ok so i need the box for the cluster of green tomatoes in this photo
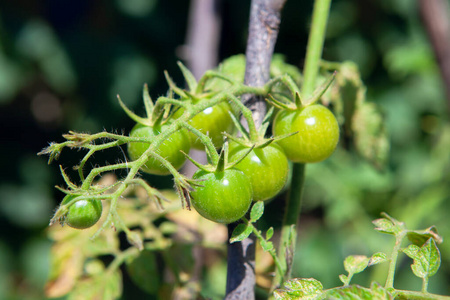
[61,65,340,229]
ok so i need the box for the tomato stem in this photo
[272,163,306,289]
[302,0,332,97]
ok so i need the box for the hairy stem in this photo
[385,232,405,289]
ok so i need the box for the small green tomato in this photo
[190,169,252,224]
[127,122,191,175]
[273,104,339,163]
[61,195,103,229]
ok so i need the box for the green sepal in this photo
[294,91,303,108]
[267,94,294,110]
[223,132,246,146]
[59,165,77,190]
[228,111,250,141]
[262,106,275,124]
[270,131,299,145]
[142,84,154,118]
[254,138,276,149]
[257,121,271,139]
[302,71,336,107]
[177,61,197,92]
[227,145,255,170]
[215,142,228,173]
[150,101,166,127]
[117,95,151,126]
[197,70,234,93]
[180,150,213,173]
[164,70,187,98]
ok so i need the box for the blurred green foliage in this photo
[0,0,448,299]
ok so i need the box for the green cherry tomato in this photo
[62,195,103,229]
[273,104,339,163]
[228,143,289,201]
[190,169,252,224]
[173,101,234,149]
[127,122,191,175]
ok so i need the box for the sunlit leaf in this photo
[230,223,253,243]
[67,270,122,300]
[404,238,441,279]
[266,227,274,240]
[324,283,392,299]
[274,278,323,299]
[260,239,274,252]
[406,226,443,246]
[344,255,370,275]
[250,201,264,222]
[339,274,349,286]
[368,252,387,266]
[372,218,396,234]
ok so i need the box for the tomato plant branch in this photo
[226,0,286,299]
[42,63,288,249]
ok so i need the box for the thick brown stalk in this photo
[225,0,286,299]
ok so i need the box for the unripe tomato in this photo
[273,104,339,163]
[228,143,289,201]
[173,101,234,149]
[127,123,191,175]
[190,169,252,224]
[62,195,103,229]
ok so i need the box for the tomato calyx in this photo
[267,71,336,111]
[53,194,103,229]
[225,106,298,151]
[182,139,254,174]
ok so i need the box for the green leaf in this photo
[405,238,441,279]
[266,227,274,240]
[372,214,405,235]
[368,252,387,266]
[344,255,370,275]
[126,250,159,294]
[260,239,274,252]
[406,226,443,246]
[274,278,323,300]
[250,201,264,223]
[402,244,420,260]
[339,274,349,286]
[324,283,393,299]
[68,270,122,300]
[230,223,253,243]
